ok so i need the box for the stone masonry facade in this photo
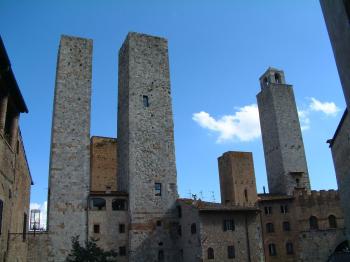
[47,35,92,261]
[257,68,310,196]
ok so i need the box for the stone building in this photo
[0,36,32,261]
[25,31,350,262]
[320,0,350,244]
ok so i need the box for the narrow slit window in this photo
[143,95,149,107]
[119,224,125,233]
[155,183,162,196]
[23,213,27,241]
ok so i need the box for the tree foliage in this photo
[66,236,118,262]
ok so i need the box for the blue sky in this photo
[0,0,345,225]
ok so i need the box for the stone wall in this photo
[47,35,92,261]
[320,0,350,110]
[27,232,49,262]
[258,190,346,262]
[90,136,117,192]
[329,110,350,240]
[117,32,178,261]
[257,68,310,195]
[8,133,32,261]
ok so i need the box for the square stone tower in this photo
[117,32,178,261]
[47,35,92,261]
[257,68,310,195]
[218,151,258,206]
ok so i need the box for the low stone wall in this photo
[27,232,49,262]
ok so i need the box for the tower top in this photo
[259,67,286,89]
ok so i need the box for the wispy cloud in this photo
[309,97,340,116]
[30,201,47,230]
[192,104,261,143]
[192,97,340,143]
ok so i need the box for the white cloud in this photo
[192,104,261,143]
[298,109,310,131]
[309,97,340,116]
[29,201,47,230]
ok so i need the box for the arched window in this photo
[329,215,337,228]
[286,242,294,254]
[90,198,106,211]
[309,216,319,230]
[264,77,269,87]
[244,189,248,202]
[266,222,274,233]
[275,73,281,84]
[207,248,214,259]
[191,223,197,234]
[112,199,127,210]
[268,243,277,256]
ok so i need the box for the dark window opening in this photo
[158,250,164,262]
[296,178,300,187]
[275,73,281,84]
[223,219,235,231]
[0,200,3,235]
[177,206,182,218]
[264,206,272,215]
[207,248,214,260]
[266,223,274,233]
[280,205,288,214]
[180,249,183,258]
[119,246,126,256]
[94,224,100,234]
[283,221,291,231]
[143,95,149,107]
[269,243,277,256]
[344,0,350,23]
[228,245,235,259]
[156,220,162,227]
[119,224,125,233]
[329,215,337,228]
[23,213,27,241]
[191,223,197,234]
[264,77,269,87]
[286,242,294,254]
[178,225,182,236]
[112,199,127,211]
[90,198,106,211]
[309,216,319,230]
[155,183,162,196]
[244,189,248,202]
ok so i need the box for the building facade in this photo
[0,36,32,262]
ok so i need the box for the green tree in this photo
[66,236,118,262]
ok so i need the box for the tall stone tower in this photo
[47,35,92,260]
[117,32,178,261]
[257,68,310,195]
[218,151,258,206]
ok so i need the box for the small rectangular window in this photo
[228,245,235,259]
[155,183,162,196]
[283,221,291,231]
[119,246,126,256]
[119,224,125,233]
[223,219,235,231]
[143,95,149,107]
[94,224,100,234]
